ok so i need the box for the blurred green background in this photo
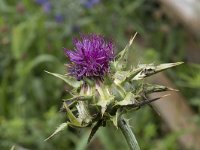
[0,0,200,150]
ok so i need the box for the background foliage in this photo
[0,0,199,150]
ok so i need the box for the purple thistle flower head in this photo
[65,34,114,80]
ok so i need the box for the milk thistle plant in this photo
[45,33,183,150]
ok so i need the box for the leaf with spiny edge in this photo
[111,108,122,128]
[60,100,76,112]
[97,100,110,116]
[63,102,81,126]
[76,102,93,125]
[116,92,137,106]
[132,62,183,80]
[96,84,115,115]
[114,33,137,70]
[124,68,143,83]
[45,70,82,88]
[143,84,178,94]
[114,70,130,85]
[45,122,68,141]
[60,95,93,112]
[123,94,170,109]
[114,68,142,85]
[45,121,89,141]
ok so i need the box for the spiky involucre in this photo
[65,34,114,80]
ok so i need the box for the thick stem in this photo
[118,115,140,150]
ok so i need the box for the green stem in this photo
[118,115,140,150]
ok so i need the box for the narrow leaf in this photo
[115,33,137,70]
[63,102,81,126]
[45,123,68,141]
[132,62,183,80]
[126,94,170,108]
[45,71,82,88]
[143,84,178,94]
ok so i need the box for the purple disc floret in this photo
[65,34,114,80]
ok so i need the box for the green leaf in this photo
[87,119,103,143]
[143,84,178,94]
[114,71,130,85]
[116,92,136,106]
[76,101,93,125]
[115,33,137,70]
[97,100,110,115]
[45,123,68,141]
[61,96,93,112]
[132,62,183,80]
[45,71,82,88]
[63,102,81,126]
[96,84,115,115]
[111,109,122,128]
[114,68,142,85]
[125,94,170,109]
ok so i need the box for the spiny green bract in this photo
[45,33,183,142]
